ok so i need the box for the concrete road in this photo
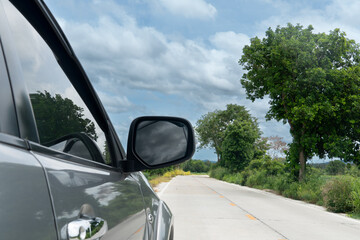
[159,175,360,240]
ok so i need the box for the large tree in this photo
[239,23,360,180]
[221,119,261,171]
[30,91,97,143]
[196,104,259,164]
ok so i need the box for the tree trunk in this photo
[215,150,221,165]
[299,148,306,181]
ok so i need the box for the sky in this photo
[43,0,360,163]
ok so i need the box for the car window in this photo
[2,0,111,165]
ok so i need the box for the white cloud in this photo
[60,10,249,112]
[156,0,217,20]
[256,0,360,42]
[97,91,134,113]
[210,31,250,56]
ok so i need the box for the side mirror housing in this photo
[122,116,195,172]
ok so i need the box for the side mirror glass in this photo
[125,116,195,171]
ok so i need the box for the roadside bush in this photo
[222,173,243,185]
[271,174,291,193]
[181,159,213,173]
[297,182,322,204]
[345,165,360,177]
[282,182,300,199]
[209,167,227,180]
[352,179,360,213]
[163,169,190,178]
[297,169,327,204]
[149,169,190,187]
[247,159,263,170]
[322,176,354,213]
[245,169,267,188]
[325,160,346,175]
[143,166,175,179]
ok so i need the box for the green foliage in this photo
[30,91,97,143]
[352,179,360,213]
[222,172,243,185]
[181,159,213,173]
[282,182,301,199]
[143,166,175,180]
[345,164,360,177]
[209,156,360,215]
[221,120,261,171]
[196,104,258,163]
[245,170,267,188]
[322,176,354,213]
[239,23,360,180]
[242,156,289,189]
[297,168,326,204]
[325,160,346,175]
[253,137,270,160]
[209,166,227,180]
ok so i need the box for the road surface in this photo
[159,175,360,240]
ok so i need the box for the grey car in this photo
[0,0,195,239]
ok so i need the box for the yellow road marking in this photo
[219,196,224,198]
[230,203,236,206]
[246,214,256,220]
[135,226,143,234]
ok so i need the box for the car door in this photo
[0,14,57,238]
[32,151,147,240]
[1,0,147,239]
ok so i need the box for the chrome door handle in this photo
[67,217,108,240]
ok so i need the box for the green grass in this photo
[348,213,360,219]
[190,172,209,175]
[148,169,190,188]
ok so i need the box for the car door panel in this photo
[134,172,174,240]
[0,142,57,240]
[33,152,147,240]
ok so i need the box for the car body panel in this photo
[134,172,174,240]
[0,141,57,240]
[33,152,147,240]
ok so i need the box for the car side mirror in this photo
[123,116,195,172]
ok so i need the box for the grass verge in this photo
[148,169,190,188]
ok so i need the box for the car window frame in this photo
[0,0,126,169]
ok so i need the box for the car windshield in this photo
[42,0,360,239]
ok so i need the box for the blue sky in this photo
[44,0,360,163]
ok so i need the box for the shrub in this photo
[181,159,213,173]
[163,169,190,177]
[352,179,360,213]
[271,174,291,193]
[247,159,263,170]
[345,165,360,177]
[297,170,327,204]
[245,169,267,188]
[322,176,354,213]
[325,160,346,175]
[209,167,227,180]
[283,182,300,199]
[149,169,190,187]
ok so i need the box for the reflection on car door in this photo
[33,152,147,240]
[0,141,57,240]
